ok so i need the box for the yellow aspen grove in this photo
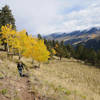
[22,35,37,58]
[14,30,28,59]
[0,24,27,58]
[22,36,50,67]
[0,24,50,64]
[32,39,50,63]
[0,24,16,53]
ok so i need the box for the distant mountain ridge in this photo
[44,27,100,46]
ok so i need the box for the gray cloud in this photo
[0,0,100,35]
[61,2,100,32]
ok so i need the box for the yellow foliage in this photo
[0,24,50,63]
[51,48,56,55]
[0,24,16,52]
[32,39,50,62]
[22,36,50,62]
[0,24,16,43]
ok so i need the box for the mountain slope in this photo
[80,36,100,50]
[44,27,100,45]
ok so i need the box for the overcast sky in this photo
[0,0,100,35]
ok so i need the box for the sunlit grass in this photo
[28,58,100,100]
[0,51,100,100]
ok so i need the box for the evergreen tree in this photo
[37,34,42,40]
[75,44,85,59]
[96,50,100,66]
[87,49,97,65]
[0,5,16,29]
[66,44,75,57]
[55,41,69,60]
[52,40,56,47]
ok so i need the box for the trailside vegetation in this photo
[43,38,100,67]
[0,24,50,67]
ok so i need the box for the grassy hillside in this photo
[0,52,100,100]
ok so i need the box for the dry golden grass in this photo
[0,51,100,100]
[28,58,100,100]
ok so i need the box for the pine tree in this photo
[66,44,75,57]
[37,34,42,40]
[97,50,100,66]
[75,44,85,59]
[0,5,16,29]
[55,41,68,60]
[87,49,97,65]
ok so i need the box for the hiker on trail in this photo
[17,61,24,77]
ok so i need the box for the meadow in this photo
[0,52,100,100]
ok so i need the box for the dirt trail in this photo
[15,77,35,100]
[0,76,36,100]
